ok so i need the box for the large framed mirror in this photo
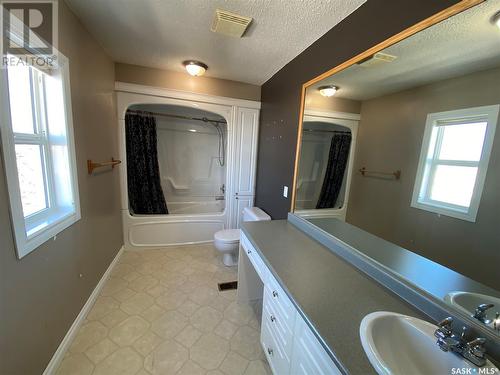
[292,0,500,336]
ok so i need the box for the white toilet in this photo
[214,207,271,266]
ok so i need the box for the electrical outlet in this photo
[283,186,288,198]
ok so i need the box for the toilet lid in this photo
[214,229,240,243]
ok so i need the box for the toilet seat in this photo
[214,229,240,244]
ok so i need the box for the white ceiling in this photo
[309,1,500,101]
[65,0,366,85]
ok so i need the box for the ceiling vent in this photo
[211,9,252,38]
[357,52,397,68]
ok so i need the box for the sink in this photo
[360,311,496,375]
[445,291,500,328]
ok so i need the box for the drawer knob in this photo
[247,250,252,254]
[272,290,278,298]
[267,348,274,356]
[270,315,276,322]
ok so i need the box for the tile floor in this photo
[57,244,272,375]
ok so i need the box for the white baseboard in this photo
[43,246,124,375]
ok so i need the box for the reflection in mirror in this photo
[295,114,358,220]
[294,1,500,334]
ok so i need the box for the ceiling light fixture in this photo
[318,85,338,97]
[183,60,208,77]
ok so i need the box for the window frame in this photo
[0,53,81,258]
[411,105,499,222]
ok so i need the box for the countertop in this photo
[241,219,427,375]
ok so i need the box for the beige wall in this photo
[115,62,261,101]
[347,66,500,289]
[0,2,123,374]
[305,89,361,114]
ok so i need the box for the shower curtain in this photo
[125,112,168,215]
[316,133,352,209]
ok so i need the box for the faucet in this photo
[434,317,487,367]
[472,303,495,324]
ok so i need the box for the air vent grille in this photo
[211,9,252,38]
[357,52,398,67]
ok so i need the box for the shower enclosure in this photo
[295,111,358,220]
[116,83,260,249]
[126,104,227,215]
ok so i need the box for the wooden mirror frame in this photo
[290,0,484,211]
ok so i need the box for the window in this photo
[411,105,499,222]
[1,55,80,258]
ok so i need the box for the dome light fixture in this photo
[183,60,208,77]
[318,85,338,97]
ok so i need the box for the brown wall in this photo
[255,0,460,219]
[115,62,261,102]
[346,66,500,289]
[305,91,361,114]
[0,2,123,374]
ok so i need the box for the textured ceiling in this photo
[308,1,500,101]
[65,0,366,85]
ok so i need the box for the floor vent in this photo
[211,9,252,38]
[218,281,238,291]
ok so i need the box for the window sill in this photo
[17,208,81,258]
[411,200,476,222]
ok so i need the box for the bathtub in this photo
[116,87,249,250]
[167,200,225,215]
[122,207,227,249]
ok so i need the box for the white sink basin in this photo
[445,291,500,328]
[360,311,496,375]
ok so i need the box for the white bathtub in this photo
[122,208,227,249]
[167,200,225,215]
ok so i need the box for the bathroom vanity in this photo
[238,219,431,374]
[237,218,500,374]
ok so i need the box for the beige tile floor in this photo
[57,244,272,375]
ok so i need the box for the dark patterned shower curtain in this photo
[125,111,168,215]
[316,133,352,209]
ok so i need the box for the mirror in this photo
[293,1,500,334]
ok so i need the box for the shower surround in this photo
[116,83,260,249]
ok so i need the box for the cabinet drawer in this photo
[290,314,342,375]
[265,273,296,333]
[261,310,291,375]
[241,234,268,283]
[263,289,295,362]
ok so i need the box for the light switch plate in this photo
[283,186,288,198]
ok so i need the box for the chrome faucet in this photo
[434,317,487,367]
[472,303,495,324]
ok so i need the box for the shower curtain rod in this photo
[126,109,227,125]
[303,129,351,134]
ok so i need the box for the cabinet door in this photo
[261,310,291,375]
[233,195,254,228]
[290,315,343,375]
[234,107,259,196]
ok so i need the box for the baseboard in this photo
[43,246,124,375]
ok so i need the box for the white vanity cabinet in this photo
[289,316,342,375]
[238,233,342,375]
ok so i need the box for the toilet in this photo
[214,207,271,266]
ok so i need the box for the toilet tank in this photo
[242,207,271,222]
